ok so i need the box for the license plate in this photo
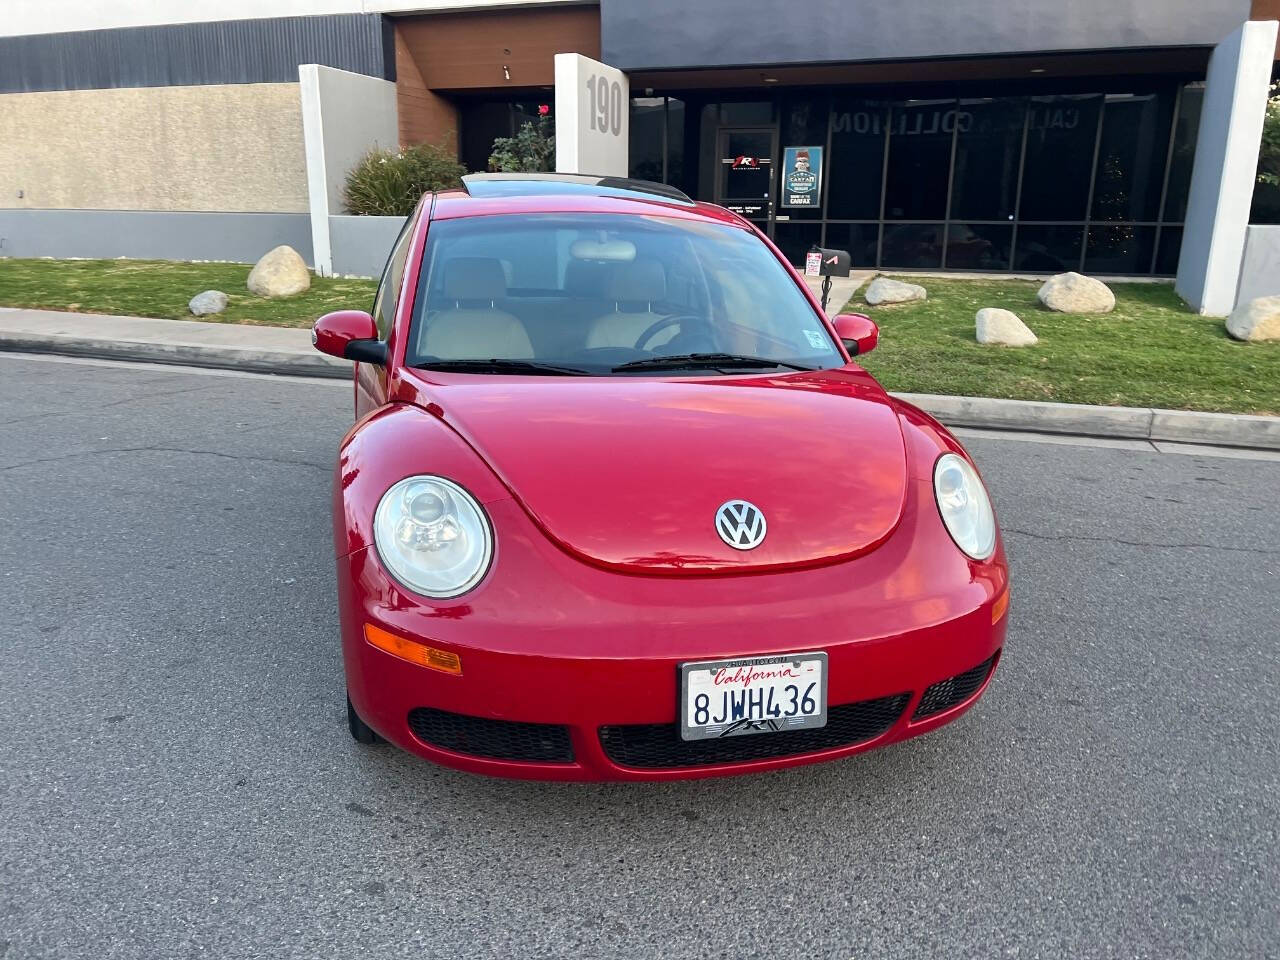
[680,652,827,741]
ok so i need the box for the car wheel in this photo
[346,694,381,745]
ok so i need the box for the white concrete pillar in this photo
[554,53,630,176]
[1175,20,1279,316]
[299,64,399,277]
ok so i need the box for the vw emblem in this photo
[715,500,767,550]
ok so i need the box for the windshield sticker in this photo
[804,330,827,350]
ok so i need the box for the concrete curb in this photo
[0,326,350,379]
[892,392,1280,451]
[2,326,1277,451]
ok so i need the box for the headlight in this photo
[933,453,996,561]
[373,476,493,598]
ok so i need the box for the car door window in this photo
[372,217,414,339]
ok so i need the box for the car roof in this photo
[430,173,747,227]
[463,172,694,203]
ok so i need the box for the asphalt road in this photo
[2,353,1277,960]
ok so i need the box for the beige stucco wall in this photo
[0,82,309,212]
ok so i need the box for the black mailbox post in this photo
[807,245,852,312]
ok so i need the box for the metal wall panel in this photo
[329,215,407,278]
[0,14,394,93]
[0,209,315,265]
[602,0,1251,71]
[1236,226,1280,307]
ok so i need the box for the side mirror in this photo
[312,310,386,365]
[832,313,878,357]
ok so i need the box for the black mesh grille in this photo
[407,708,573,763]
[598,693,909,769]
[912,655,997,721]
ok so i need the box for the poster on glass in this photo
[781,146,823,208]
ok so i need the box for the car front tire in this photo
[346,694,381,744]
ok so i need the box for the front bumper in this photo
[338,496,1008,782]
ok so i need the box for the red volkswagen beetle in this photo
[313,173,1008,781]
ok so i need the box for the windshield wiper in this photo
[414,358,592,376]
[611,353,815,373]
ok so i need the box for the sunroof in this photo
[461,173,693,205]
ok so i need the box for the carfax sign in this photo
[781,146,823,208]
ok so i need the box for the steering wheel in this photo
[633,315,704,352]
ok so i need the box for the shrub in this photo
[1252,82,1280,224]
[488,118,556,173]
[1258,82,1278,189]
[342,141,466,216]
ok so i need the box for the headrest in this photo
[606,259,666,303]
[564,258,612,298]
[443,257,507,301]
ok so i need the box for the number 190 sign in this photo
[585,73,624,137]
[554,53,629,176]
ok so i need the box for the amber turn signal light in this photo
[364,623,462,675]
[991,589,1010,624]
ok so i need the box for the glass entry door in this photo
[715,127,777,231]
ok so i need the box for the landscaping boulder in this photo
[864,276,927,306]
[1037,272,1115,314]
[247,245,310,298]
[976,307,1038,347]
[1226,294,1280,342]
[188,290,228,316]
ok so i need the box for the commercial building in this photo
[1,1,1277,313]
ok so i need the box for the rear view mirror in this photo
[570,238,636,261]
[832,313,878,357]
[312,310,385,365]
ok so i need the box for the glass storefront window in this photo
[1163,85,1203,222]
[629,97,666,184]
[666,98,686,193]
[1154,226,1183,276]
[1091,93,1174,222]
[950,98,1024,222]
[720,101,774,124]
[782,93,828,148]
[881,223,945,269]
[884,100,955,220]
[636,81,1193,275]
[1085,225,1157,274]
[772,222,823,266]
[946,224,1013,271]
[1020,95,1103,221]
[1014,225,1084,273]
[823,223,880,268]
[826,99,887,220]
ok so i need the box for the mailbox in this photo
[807,246,851,278]
[805,245,852,312]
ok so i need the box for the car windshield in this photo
[405,213,843,376]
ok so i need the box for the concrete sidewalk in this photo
[2,306,1278,450]
[0,306,348,378]
[803,271,874,316]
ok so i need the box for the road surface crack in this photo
[1004,526,1278,556]
[1,444,326,473]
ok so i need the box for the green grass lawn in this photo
[2,259,1276,414]
[845,276,1280,415]
[0,258,377,328]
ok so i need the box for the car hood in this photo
[418,369,909,575]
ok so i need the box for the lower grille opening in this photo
[599,693,909,769]
[911,654,998,721]
[407,707,574,764]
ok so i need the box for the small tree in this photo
[343,140,466,216]
[1251,81,1280,225]
[1258,81,1279,189]
[488,118,556,173]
